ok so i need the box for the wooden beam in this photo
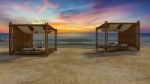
[45,22,49,55]
[44,23,47,55]
[97,22,137,30]
[105,21,108,51]
[96,28,98,50]
[96,23,105,30]
[117,24,123,30]
[46,23,48,50]
[9,22,11,55]
[137,21,140,50]
[55,30,57,51]
[28,26,34,32]
[47,25,56,30]
[10,22,13,55]
[109,22,137,24]
[12,24,45,26]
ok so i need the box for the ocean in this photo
[0,33,150,48]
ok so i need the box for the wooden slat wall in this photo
[13,27,33,51]
[118,25,139,49]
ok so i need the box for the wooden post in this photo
[9,22,13,55]
[105,21,108,51]
[55,29,57,51]
[137,21,140,50]
[9,22,11,55]
[46,23,48,50]
[106,21,109,51]
[44,23,47,55]
[32,31,33,48]
[46,22,49,55]
[105,21,107,51]
[96,28,98,50]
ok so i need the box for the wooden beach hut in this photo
[96,21,140,51]
[9,22,57,55]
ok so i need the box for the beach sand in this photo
[0,47,150,84]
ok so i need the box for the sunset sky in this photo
[0,0,150,33]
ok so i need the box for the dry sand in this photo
[0,47,150,84]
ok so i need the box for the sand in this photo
[0,47,150,84]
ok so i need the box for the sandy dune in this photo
[0,48,150,84]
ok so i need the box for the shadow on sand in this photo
[84,50,140,58]
[0,51,21,63]
[0,51,52,63]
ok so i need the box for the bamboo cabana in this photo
[9,22,57,55]
[96,21,140,51]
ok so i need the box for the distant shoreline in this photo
[0,33,150,48]
[0,32,150,34]
[0,42,150,48]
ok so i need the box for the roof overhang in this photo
[12,24,56,34]
[96,22,138,32]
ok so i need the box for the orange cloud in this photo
[50,22,97,33]
[49,5,130,33]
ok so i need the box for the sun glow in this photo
[0,0,149,33]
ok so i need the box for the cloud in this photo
[0,0,60,24]
[0,0,149,33]
[49,3,147,33]
[52,5,131,27]
[51,7,128,32]
[60,3,95,14]
[0,1,58,15]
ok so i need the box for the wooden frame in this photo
[96,21,140,51]
[9,22,57,55]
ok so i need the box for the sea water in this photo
[0,33,150,48]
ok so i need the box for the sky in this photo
[0,0,150,33]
